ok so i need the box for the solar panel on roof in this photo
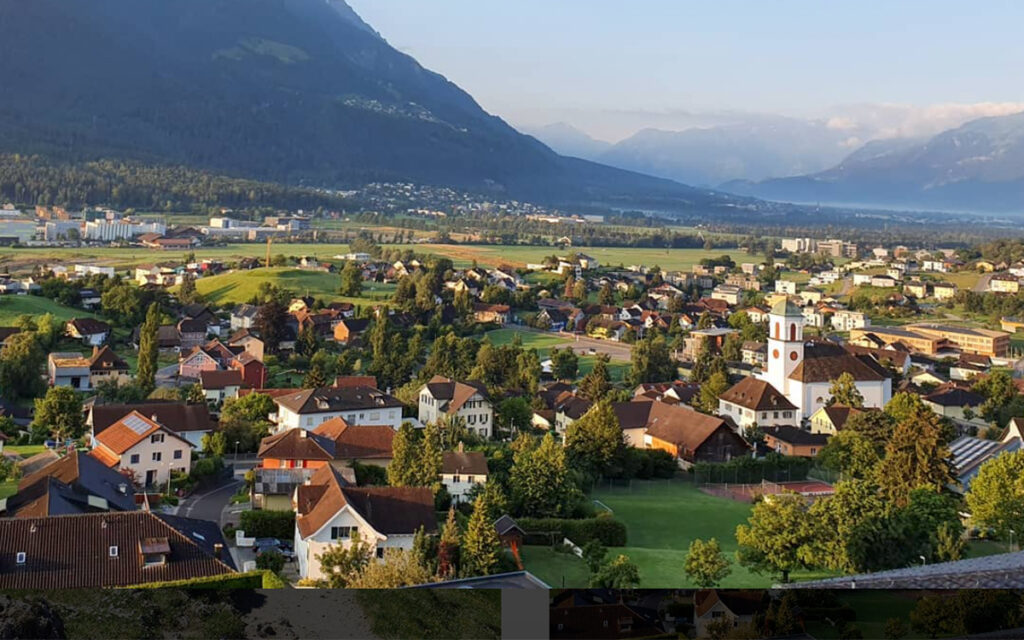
[122,414,152,435]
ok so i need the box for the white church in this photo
[749,299,891,420]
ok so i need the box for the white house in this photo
[273,386,404,432]
[441,445,489,504]
[418,376,494,438]
[199,369,245,407]
[717,377,799,430]
[294,465,437,581]
[89,411,192,488]
[757,300,891,419]
[831,310,870,332]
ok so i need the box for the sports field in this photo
[522,479,836,588]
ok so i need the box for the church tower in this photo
[765,299,804,397]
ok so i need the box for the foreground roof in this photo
[719,377,797,412]
[274,386,403,414]
[91,401,213,435]
[783,550,1024,589]
[0,511,235,588]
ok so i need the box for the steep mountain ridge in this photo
[0,0,737,210]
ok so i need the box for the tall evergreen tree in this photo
[565,399,624,477]
[462,492,502,577]
[876,410,956,509]
[437,506,461,579]
[578,353,611,401]
[387,422,420,487]
[136,302,160,395]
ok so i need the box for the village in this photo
[0,218,1023,616]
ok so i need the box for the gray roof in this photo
[782,551,1024,589]
[408,570,549,589]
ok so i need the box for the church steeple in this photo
[766,299,804,396]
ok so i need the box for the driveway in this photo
[974,272,994,293]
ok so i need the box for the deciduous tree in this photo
[684,537,731,587]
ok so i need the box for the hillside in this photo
[0,0,746,212]
[723,111,1024,212]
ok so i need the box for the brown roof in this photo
[274,386,403,415]
[695,590,765,618]
[424,376,489,414]
[442,450,489,475]
[817,405,863,430]
[0,511,235,588]
[257,429,334,461]
[91,402,212,436]
[296,465,436,539]
[763,425,831,447]
[789,345,889,383]
[67,317,110,336]
[323,421,395,460]
[88,345,129,373]
[334,376,379,389]
[89,447,120,468]
[199,369,245,390]
[94,411,165,454]
[719,377,797,412]
[643,402,748,455]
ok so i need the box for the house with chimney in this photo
[417,376,493,438]
[88,401,214,449]
[441,444,489,504]
[272,385,405,432]
[0,511,235,588]
[89,411,193,488]
[0,451,136,518]
[253,417,394,510]
[293,465,437,581]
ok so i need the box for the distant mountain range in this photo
[722,111,1024,212]
[0,0,744,212]
[527,116,863,186]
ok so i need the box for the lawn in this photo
[485,329,631,382]
[193,267,395,306]
[804,592,920,640]
[4,444,47,457]
[0,480,16,499]
[415,245,747,271]
[0,295,97,325]
[485,328,572,352]
[522,479,834,588]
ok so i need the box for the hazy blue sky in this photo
[347,0,1024,140]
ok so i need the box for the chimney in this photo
[457,441,464,453]
[213,543,224,560]
[151,415,159,423]
[299,430,307,438]
[118,483,128,495]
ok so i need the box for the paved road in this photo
[515,326,633,361]
[179,475,243,524]
[974,272,994,293]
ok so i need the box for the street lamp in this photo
[234,440,240,461]
[1010,529,1015,552]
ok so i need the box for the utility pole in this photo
[266,236,272,268]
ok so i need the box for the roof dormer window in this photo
[109,545,119,558]
[15,552,26,565]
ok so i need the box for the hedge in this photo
[517,516,627,547]
[692,454,811,485]
[128,570,282,589]
[240,509,295,540]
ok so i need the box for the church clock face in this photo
[789,351,799,361]
[772,349,780,359]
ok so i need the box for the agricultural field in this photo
[0,295,97,325]
[192,267,395,306]
[412,245,749,271]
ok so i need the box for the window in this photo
[330,526,354,540]
[130,454,140,464]
[453,475,461,483]
[376,547,385,559]
[150,433,164,444]
[482,414,489,424]
[173,450,182,460]
[15,552,26,565]
[370,412,380,421]
[305,417,313,427]
[109,546,118,558]
[152,452,162,462]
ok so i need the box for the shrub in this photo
[517,516,627,546]
[190,456,225,483]
[240,509,295,540]
[256,550,285,574]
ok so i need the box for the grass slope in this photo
[0,295,97,325]
[193,267,395,306]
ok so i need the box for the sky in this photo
[347,0,1024,142]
